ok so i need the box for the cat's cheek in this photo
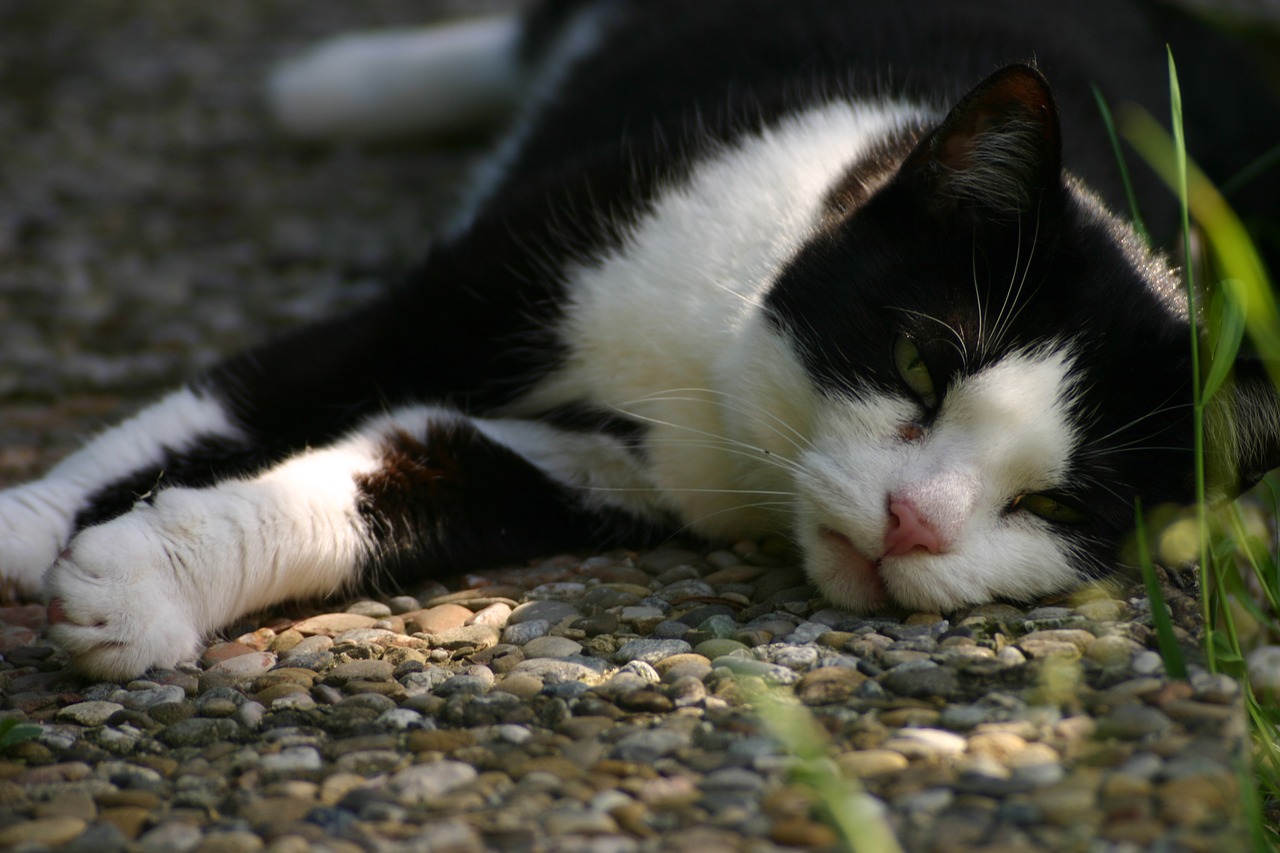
[797,525,888,612]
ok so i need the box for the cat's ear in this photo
[901,63,1062,218]
[1217,357,1280,494]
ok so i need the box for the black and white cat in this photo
[3,0,1279,679]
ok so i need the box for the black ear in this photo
[1220,357,1280,494]
[902,63,1062,218]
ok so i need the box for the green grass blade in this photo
[748,683,905,853]
[1203,284,1247,402]
[1092,84,1150,245]
[1134,500,1189,679]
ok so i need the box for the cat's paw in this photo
[0,483,77,599]
[44,510,204,680]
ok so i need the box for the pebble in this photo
[508,600,580,625]
[389,761,479,804]
[614,639,693,665]
[57,700,125,727]
[522,635,585,658]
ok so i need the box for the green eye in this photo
[1012,494,1087,525]
[893,335,937,408]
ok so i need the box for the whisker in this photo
[639,437,809,477]
[619,387,813,452]
[607,401,810,467]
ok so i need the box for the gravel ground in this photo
[0,2,1266,851]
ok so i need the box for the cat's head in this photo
[757,64,1280,612]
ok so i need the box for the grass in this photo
[1117,49,1280,849]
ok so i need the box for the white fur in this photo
[268,16,523,139]
[794,347,1083,612]
[517,100,934,538]
[0,387,241,596]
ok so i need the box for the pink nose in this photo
[884,498,946,556]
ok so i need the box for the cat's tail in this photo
[267,14,524,140]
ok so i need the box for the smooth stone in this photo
[656,654,713,679]
[388,761,478,805]
[200,642,260,667]
[794,666,867,705]
[708,656,799,685]
[403,604,473,634]
[327,660,394,683]
[0,817,88,846]
[615,639,693,664]
[207,651,278,679]
[136,821,203,852]
[763,643,820,670]
[1131,650,1165,675]
[837,749,910,778]
[545,810,620,835]
[196,697,238,718]
[284,635,334,656]
[156,717,240,748]
[383,595,420,614]
[426,624,501,651]
[346,600,392,618]
[522,635,584,658]
[610,727,691,762]
[1247,645,1280,699]
[572,612,621,637]
[1095,705,1174,740]
[496,674,543,699]
[111,685,186,711]
[508,600,580,625]
[290,613,377,636]
[377,708,427,730]
[1018,629,1096,660]
[882,727,967,758]
[1087,635,1144,667]
[619,606,666,624]
[260,746,323,775]
[694,638,749,659]
[468,602,514,627]
[502,620,550,645]
[880,660,958,699]
[57,701,124,727]
[510,657,608,683]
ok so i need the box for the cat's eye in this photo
[893,336,937,408]
[1011,493,1087,525]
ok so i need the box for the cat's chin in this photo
[813,525,888,609]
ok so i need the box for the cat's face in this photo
[753,65,1218,612]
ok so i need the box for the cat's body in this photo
[3,0,1280,678]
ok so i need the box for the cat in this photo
[2,0,1279,680]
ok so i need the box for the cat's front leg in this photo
[0,387,246,598]
[44,403,666,679]
[44,435,379,679]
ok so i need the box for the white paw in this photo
[44,508,204,680]
[0,482,77,598]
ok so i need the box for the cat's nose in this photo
[884,498,946,556]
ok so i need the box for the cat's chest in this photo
[503,101,930,531]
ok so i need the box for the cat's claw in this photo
[44,516,203,680]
